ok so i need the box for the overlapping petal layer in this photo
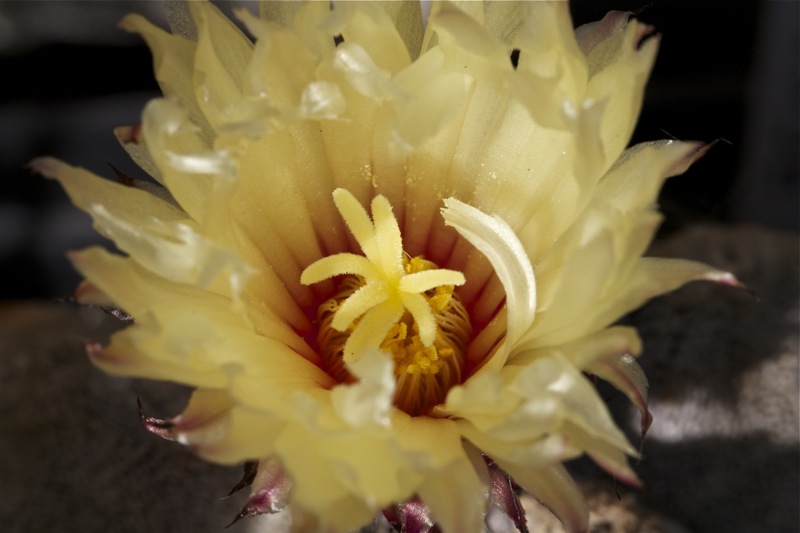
[37,2,738,531]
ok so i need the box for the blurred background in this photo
[0,0,797,301]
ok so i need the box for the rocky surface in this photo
[0,223,797,532]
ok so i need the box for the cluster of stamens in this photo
[301,189,472,416]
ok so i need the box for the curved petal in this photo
[441,197,536,372]
[119,13,214,143]
[498,462,589,533]
[588,352,653,435]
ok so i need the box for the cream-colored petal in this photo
[514,325,642,370]
[90,202,250,295]
[315,66,382,231]
[597,140,704,209]
[587,352,653,435]
[459,421,574,467]
[225,129,337,308]
[31,155,186,228]
[585,23,659,169]
[37,157,249,302]
[512,1,587,105]
[393,66,471,151]
[442,198,536,372]
[119,13,214,144]
[324,2,412,75]
[498,462,589,533]
[444,354,638,494]
[562,417,640,486]
[534,257,740,347]
[139,98,228,224]
[70,247,313,362]
[330,350,395,428]
[194,405,285,464]
[188,1,254,131]
[88,329,228,388]
[169,388,234,447]
[259,0,333,60]
[481,2,526,47]
[376,1,424,60]
[230,11,350,267]
[416,451,487,533]
[275,428,378,532]
[383,49,471,253]
[429,1,510,69]
[574,11,630,57]
[258,0,307,29]
[390,415,489,533]
[522,140,713,348]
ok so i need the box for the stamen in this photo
[301,189,472,415]
[301,189,465,363]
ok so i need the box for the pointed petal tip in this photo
[705,270,745,290]
[114,124,143,144]
[688,137,735,166]
[225,457,292,525]
[117,13,140,32]
[640,407,654,436]
[488,464,529,533]
[223,461,259,499]
[135,391,179,441]
[383,498,435,533]
[85,339,124,367]
[26,156,57,177]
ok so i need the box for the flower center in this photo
[301,189,471,416]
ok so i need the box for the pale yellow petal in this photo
[534,257,740,347]
[324,2,412,75]
[194,404,285,464]
[514,325,643,370]
[377,1,424,60]
[69,246,314,363]
[169,388,234,447]
[498,462,589,533]
[259,0,333,60]
[585,22,659,168]
[330,350,395,428]
[416,452,487,533]
[89,329,228,388]
[31,156,186,229]
[119,13,213,144]
[587,352,653,435]
[188,1,254,130]
[139,98,225,224]
[442,197,536,372]
[392,415,489,533]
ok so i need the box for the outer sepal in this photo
[486,459,529,533]
[227,456,293,527]
[382,497,435,533]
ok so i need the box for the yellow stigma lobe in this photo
[301,189,466,365]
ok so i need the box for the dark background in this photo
[1,0,797,300]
